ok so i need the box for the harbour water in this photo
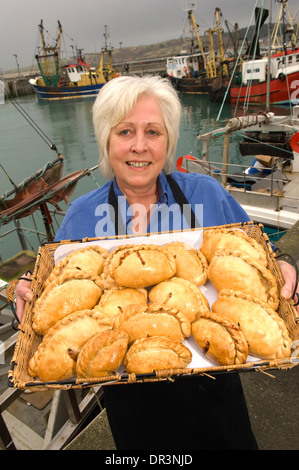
[0,90,288,260]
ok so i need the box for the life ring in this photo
[278,72,286,81]
[290,132,299,154]
[176,155,196,173]
[184,66,187,73]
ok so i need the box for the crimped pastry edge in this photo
[113,302,192,339]
[162,241,208,284]
[44,245,109,287]
[104,244,176,280]
[208,248,279,310]
[214,289,292,357]
[28,309,113,378]
[123,335,192,370]
[202,228,268,265]
[76,328,129,378]
[192,310,248,364]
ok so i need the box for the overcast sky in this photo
[1,0,298,71]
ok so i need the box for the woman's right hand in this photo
[14,272,33,323]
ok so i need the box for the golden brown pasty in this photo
[192,311,248,365]
[28,309,113,382]
[207,249,279,310]
[32,271,103,335]
[76,328,129,378]
[163,241,208,285]
[94,286,148,321]
[212,289,292,359]
[123,336,192,374]
[201,228,268,266]
[104,244,176,288]
[113,303,191,344]
[44,245,109,288]
[148,277,209,323]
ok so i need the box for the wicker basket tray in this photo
[8,222,299,391]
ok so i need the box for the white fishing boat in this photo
[177,105,299,231]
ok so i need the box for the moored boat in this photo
[29,21,115,100]
[230,47,299,106]
[166,7,233,96]
[177,106,299,231]
[230,0,299,106]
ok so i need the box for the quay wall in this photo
[4,78,34,98]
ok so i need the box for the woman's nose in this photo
[131,131,147,153]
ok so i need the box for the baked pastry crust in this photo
[212,289,292,359]
[104,244,176,288]
[163,241,208,285]
[207,249,279,310]
[95,286,148,321]
[28,309,113,382]
[148,277,210,323]
[76,328,129,378]
[123,336,192,374]
[113,303,191,344]
[32,271,103,335]
[192,311,248,365]
[44,245,109,288]
[201,228,268,266]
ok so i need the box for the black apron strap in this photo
[108,175,200,236]
[166,174,200,228]
[108,182,126,236]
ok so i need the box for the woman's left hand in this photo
[277,260,299,314]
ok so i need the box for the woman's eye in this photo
[120,129,130,136]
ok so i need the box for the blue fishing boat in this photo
[29,21,115,100]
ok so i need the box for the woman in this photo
[16,75,297,449]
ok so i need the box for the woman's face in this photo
[108,95,168,196]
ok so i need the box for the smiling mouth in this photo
[126,161,151,167]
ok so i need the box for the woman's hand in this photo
[14,272,33,323]
[278,260,299,314]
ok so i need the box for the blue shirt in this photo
[55,171,250,241]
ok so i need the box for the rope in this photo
[217,0,260,121]
[8,97,59,153]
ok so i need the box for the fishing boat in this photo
[29,21,115,100]
[229,0,299,106]
[177,104,299,232]
[166,7,233,96]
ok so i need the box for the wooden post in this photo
[222,133,230,187]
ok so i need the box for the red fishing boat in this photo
[230,0,299,106]
[230,47,299,106]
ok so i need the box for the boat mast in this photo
[57,21,62,81]
[271,0,297,49]
[266,0,272,112]
[215,8,228,76]
[205,29,216,78]
[188,10,209,77]
[36,20,60,86]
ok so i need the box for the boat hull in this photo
[230,71,299,105]
[30,82,105,100]
[169,76,211,94]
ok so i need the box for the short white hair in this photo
[92,75,181,179]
